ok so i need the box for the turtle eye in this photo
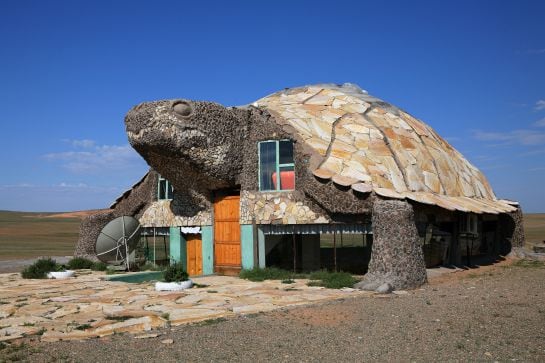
[173,101,193,117]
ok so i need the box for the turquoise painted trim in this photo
[169,227,181,264]
[257,227,266,268]
[201,226,214,275]
[240,224,255,270]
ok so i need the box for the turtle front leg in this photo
[355,199,427,292]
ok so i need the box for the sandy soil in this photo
[3,259,544,362]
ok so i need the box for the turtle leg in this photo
[500,206,525,256]
[355,199,427,292]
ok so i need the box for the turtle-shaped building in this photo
[75,83,524,290]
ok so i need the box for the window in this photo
[158,176,174,200]
[259,140,295,191]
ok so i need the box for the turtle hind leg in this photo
[356,199,427,291]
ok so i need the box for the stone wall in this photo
[139,200,211,227]
[240,190,329,225]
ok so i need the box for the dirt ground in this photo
[3,259,544,362]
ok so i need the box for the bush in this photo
[21,258,62,279]
[67,257,94,270]
[307,270,358,289]
[163,262,188,282]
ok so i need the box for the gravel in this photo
[6,261,545,362]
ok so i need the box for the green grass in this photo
[512,259,545,268]
[240,267,358,289]
[307,270,359,289]
[0,210,83,260]
[105,268,119,275]
[106,315,137,322]
[91,261,108,271]
[239,267,298,282]
[197,317,228,326]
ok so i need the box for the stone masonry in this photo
[356,199,427,291]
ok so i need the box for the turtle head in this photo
[125,99,247,188]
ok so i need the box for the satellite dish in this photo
[95,216,141,270]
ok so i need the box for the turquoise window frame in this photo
[157,176,173,200]
[258,140,295,192]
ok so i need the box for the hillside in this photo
[0,210,102,260]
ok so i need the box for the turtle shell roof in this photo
[255,83,516,214]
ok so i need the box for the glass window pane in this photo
[167,182,174,199]
[259,142,277,190]
[279,140,294,165]
[278,165,295,190]
[159,179,167,199]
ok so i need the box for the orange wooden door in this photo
[186,234,202,276]
[214,195,241,272]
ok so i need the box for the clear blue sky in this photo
[1,0,544,212]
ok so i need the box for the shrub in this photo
[163,262,188,282]
[307,270,358,289]
[21,258,61,279]
[67,257,94,270]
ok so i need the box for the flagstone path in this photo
[0,271,368,342]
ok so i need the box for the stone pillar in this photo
[508,207,525,248]
[499,206,525,255]
[355,199,427,291]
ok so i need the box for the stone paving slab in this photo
[0,271,369,342]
